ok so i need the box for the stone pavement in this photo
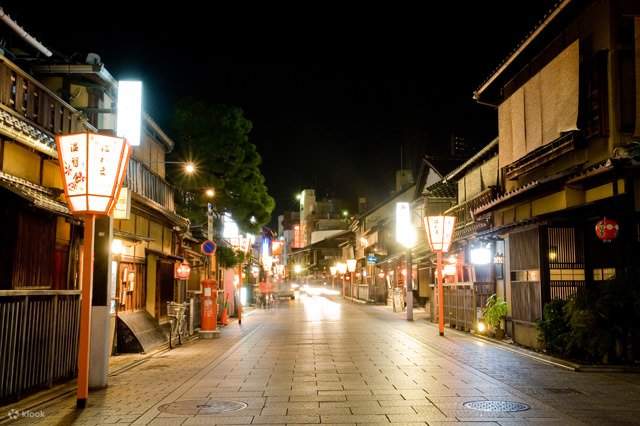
[7,294,640,425]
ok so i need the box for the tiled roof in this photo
[0,170,69,215]
[424,180,456,199]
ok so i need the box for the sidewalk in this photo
[0,316,249,425]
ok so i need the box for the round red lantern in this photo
[595,217,619,242]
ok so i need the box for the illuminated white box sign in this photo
[56,133,131,215]
[116,81,142,146]
[395,202,416,248]
[113,187,131,219]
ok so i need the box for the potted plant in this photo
[483,294,508,340]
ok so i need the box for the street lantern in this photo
[346,259,357,273]
[336,262,347,275]
[174,261,192,280]
[329,266,337,276]
[396,202,417,320]
[57,133,131,215]
[56,132,131,408]
[423,215,456,336]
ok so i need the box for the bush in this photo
[483,294,508,332]
[538,268,640,364]
[537,299,570,356]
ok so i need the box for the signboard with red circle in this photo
[201,240,217,256]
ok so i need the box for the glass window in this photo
[593,268,616,281]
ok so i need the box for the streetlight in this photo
[56,133,131,408]
[165,161,196,175]
[346,259,357,300]
[423,215,456,336]
[396,202,417,321]
[336,262,347,296]
[329,265,337,289]
[205,188,215,198]
[294,264,302,282]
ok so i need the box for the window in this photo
[550,269,585,281]
[511,269,539,282]
[593,268,616,281]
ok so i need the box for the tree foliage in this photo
[171,99,275,234]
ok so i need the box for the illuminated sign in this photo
[116,81,142,146]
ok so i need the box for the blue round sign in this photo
[201,240,217,256]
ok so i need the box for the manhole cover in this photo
[158,400,247,415]
[463,400,530,412]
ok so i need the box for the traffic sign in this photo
[201,240,217,256]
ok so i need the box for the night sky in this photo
[4,1,557,218]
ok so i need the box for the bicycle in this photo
[166,301,189,349]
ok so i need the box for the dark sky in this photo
[4,1,557,216]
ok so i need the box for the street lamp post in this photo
[329,265,337,289]
[336,262,347,296]
[423,215,455,336]
[396,203,417,321]
[346,259,357,300]
[56,133,131,408]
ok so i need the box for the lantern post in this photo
[423,215,455,336]
[329,265,337,289]
[396,202,417,321]
[56,133,131,408]
[346,259,357,300]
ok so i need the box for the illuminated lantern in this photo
[423,215,456,337]
[56,133,131,215]
[423,216,456,253]
[329,266,337,276]
[175,261,191,280]
[595,217,619,242]
[346,259,357,273]
[336,262,347,275]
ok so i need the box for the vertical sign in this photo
[117,81,142,146]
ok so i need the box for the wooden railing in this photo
[0,59,89,153]
[126,158,175,212]
[0,290,80,402]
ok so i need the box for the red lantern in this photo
[174,261,191,280]
[595,217,619,242]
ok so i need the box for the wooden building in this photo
[472,0,640,348]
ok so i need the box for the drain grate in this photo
[158,400,247,415]
[463,400,530,412]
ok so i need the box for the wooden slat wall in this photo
[510,228,539,270]
[0,294,80,402]
[126,158,175,212]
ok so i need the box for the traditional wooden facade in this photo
[473,0,640,348]
[0,26,92,402]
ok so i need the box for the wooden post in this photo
[77,215,95,408]
[437,250,444,336]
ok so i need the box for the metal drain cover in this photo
[463,400,530,412]
[158,399,248,415]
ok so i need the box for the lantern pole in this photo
[77,214,95,408]
[436,250,444,336]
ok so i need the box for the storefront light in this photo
[470,247,491,265]
[111,238,124,255]
[443,264,457,276]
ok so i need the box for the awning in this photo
[0,170,70,216]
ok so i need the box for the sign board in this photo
[116,81,142,146]
[201,240,217,256]
[113,187,131,219]
[367,254,378,265]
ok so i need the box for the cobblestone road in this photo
[9,293,640,425]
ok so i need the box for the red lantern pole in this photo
[437,250,445,336]
[77,214,95,408]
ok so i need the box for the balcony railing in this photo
[126,157,175,212]
[0,290,80,402]
[0,58,90,156]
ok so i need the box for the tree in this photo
[170,99,275,234]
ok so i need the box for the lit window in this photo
[593,268,616,281]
